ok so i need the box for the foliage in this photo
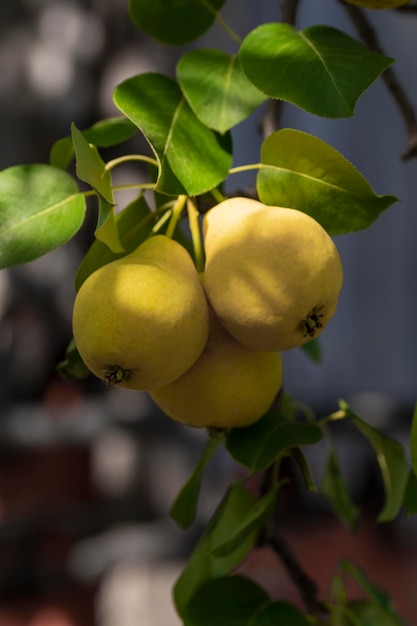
[0,0,416,624]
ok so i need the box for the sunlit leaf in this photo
[240,23,393,118]
[177,49,266,134]
[0,164,85,268]
[129,0,226,45]
[170,437,221,530]
[114,73,232,196]
[258,129,397,235]
[340,401,408,522]
[74,194,156,290]
[226,411,322,472]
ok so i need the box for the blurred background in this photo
[1,0,417,624]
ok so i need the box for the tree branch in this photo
[338,0,417,159]
[258,522,328,617]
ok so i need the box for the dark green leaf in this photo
[343,601,406,626]
[341,401,408,521]
[226,411,322,472]
[170,437,221,530]
[182,575,269,626]
[0,164,85,268]
[177,49,266,134]
[240,24,393,118]
[252,601,310,626]
[74,193,156,291]
[56,339,90,380]
[212,487,277,557]
[403,470,417,515]
[300,338,322,363]
[409,401,417,478]
[320,450,360,531]
[258,129,397,235]
[129,0,226,45]
[113,73,232,196]
[173,482,261,617]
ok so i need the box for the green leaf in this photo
[56,339,90,380]
[170,437,221,530]
[211,487,278,557]
[340,401,408,522]
[71,123,124,253]
[226,411,322,472]
[0,164,86,269]
[173,482,261,618]
[343,602,406,626]
[177,49,266,134]
[258,129,397,235]
[240,24,393,118]
[182,575,270,626]
[74,193,156,291]
[129,0,226,45]
[320,450,360,531]
[403,470,417,515]
[50,117,137,170]
[251,601,310,626]
[300,338,322,363]
[113,73,232,197]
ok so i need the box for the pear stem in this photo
[210,187,226,204]
[187,198,205,273]
[165,195,187,239]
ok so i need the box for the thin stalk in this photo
[165,195,187,239]
[210,187,226,204]
[199,0,242,44]
[104,154,158,172]
[187,198,205,273]
[152,209,174,234]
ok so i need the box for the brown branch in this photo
[338,0,417,160]
[258,522,328,617]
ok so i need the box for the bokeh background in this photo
[1,1,417,624]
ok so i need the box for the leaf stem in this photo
[210,187,226,204]
[187,198,205,273]
[165,195,187,239]
[199,0,242,44]
[104,154,158,171]
[228,163,262,175]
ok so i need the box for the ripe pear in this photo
[343,0,409,7]
[203,197,343,352]
[72,235,209,391]
[150,309,283,429]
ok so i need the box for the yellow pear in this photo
[343,0,409,8]
[72,235,209,391]
[150,309,283,429]
[203,197,343,352]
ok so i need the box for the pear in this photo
[203,197,343,351]
[150,309,283,429]
[72,235,209,391]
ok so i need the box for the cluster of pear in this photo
[72,197,343,429]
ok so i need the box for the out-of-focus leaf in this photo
[251,601,310,626]
[300,338,322,363]
[341,401,408,521]
[320,450,360,531]
[173,482,261,618]
[170,437,221,530]
[129,0,226,45]
[56,339,90,380]
[113,73,232,197]
[240,23,393,118]
[0,164,85,268]
[182,575,270,626]
[258,129,398,235]
[403,470,417,515]
[177,49,266,134]
[226,411,322,472]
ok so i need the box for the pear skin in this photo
[203,197,343,351]
[72,235,209,391]
[150,310,283,429]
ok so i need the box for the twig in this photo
[258,522,328,616]
[338,0,417,159]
